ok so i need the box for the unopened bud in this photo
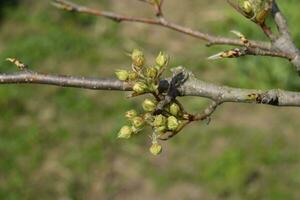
[153,114,166,127]
[167,116,179,131]
[133,82,148,94]
[149,142,162,156]
[131,49,145,70]
[125,110,137,119]
[115,69,129,81]
[132,116,145,128]
[128,72,138,81]
[148,83,159,94]
[156,126,166,133]
[142,99,157,112]
[169,103,181,116]
[241,0,253,14]
[144,112,154,123]
[145,67,158,79]
[255,6,272,24]
[118,126,133,139]
[131,126,141,134]
[155,51,168,68]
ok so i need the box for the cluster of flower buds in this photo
[228,0,273,25]
[116,50,191,155]
[115,49,169,96]
[118,99,185,155]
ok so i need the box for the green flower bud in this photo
[142,98,157,112]
[156,126,166,133]
[131,49,145,70]
[155,51,168,68]
[255,4,272,24]
[132,116,145,128]
[118,125,133,139]
[153,114,166,127]
[128,72,138,81]
[237,0,273,24]
[148,83,159,94]
[241,0,253,15]
[167,116,179,131]
[169,103,181,116]
[149,142,162,156]
[144,67,158,79]
[115,69,129,81]
[125,110,137,119]
[133,82,148,94]
[144,113,154,123]
[131,126,141,134]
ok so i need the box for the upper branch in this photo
[271,1,300,72]
[1,70,299,107]
[52,0,271,50]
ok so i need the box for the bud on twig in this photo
[169,102,181,116]
[115,69,129,81]
[128,71,138,81]
[230,0,273,25]
[208,48,243,60]
[118,126,133,139]
[132,116,145,128]
[125,110,138,119]
[153,114,167,127]
[142,98,157,112]
[131,49,145,70]
[149,142,162,155]
[144,113,154,123]
[144,67,158,79]
[155,51,169,69]
[133,82,148,94]
[167,116,180,131]
[153,114,167,133]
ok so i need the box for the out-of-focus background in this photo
[0,0,300,199]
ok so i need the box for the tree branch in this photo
[271,1,300,72]
[52,0,273,51]
[0,71,132,91]
[1,70,299,107]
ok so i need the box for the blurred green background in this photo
[0,0,300,199]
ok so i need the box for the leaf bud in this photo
[131,126,141,134]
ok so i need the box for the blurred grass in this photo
[0,0,300,200]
